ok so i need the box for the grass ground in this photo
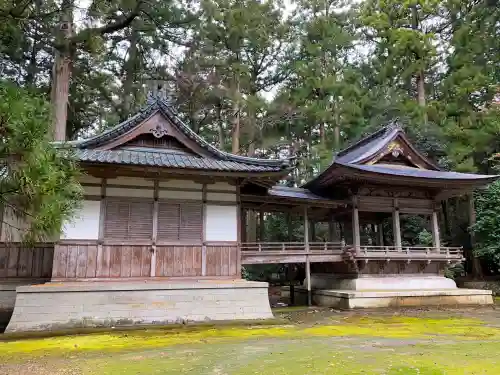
[1,306,500,375]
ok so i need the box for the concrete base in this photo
[0,279,48,330]
[5,280,273,332]
[290,287,493,309]
[310,273,458,291]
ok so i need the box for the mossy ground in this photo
[1,307,499,375]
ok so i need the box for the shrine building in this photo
[0,96,496,332]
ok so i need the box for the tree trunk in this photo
[231,80,240,154]
[121,21,140,120]
[51,0,73,141]
[247,102,256,156]
[216,100,225,150]
[411,6,427,123]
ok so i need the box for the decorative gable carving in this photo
[96,112,213,158]
[365,138,431,170]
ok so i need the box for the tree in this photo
[0,81,82,243]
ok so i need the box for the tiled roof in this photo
[303,122,498,190]
[267,185,328,200]
[338,162,499,182]
[75,149,286,172]
[68,96,291,171]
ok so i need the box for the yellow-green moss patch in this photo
[2,315,499,361]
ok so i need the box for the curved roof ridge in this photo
[336,122,399,158]
[156,97,292,168]
[63,96,291,170]
[71,102,159,149]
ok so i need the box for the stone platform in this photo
[5,280,273,332]
[283,273,494,309]
[0,279,48,330]
[290,287,493,309]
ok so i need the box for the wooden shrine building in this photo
[0,97,497,332]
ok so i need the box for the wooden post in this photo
[310,220,316,242]
[377,223,384,246]
[202,184,207,276]
[392,199,402,251]
[240,207,247,243]
[304,206,311,306]
[287,212,295,305]
[328,220,335,242]
[468,194,483,278]
[431,210,441,252]
[259,209,265,241]
[352,197,361,252]
[151,180,159,277]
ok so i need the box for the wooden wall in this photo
[53,242,239,280]
[53,244,152,279]
[0,243,54,279]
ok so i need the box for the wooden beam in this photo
[392,199,402,251]
[304,206,311,306]
[352,196,361,251]
[431,209,441,252]
[259,209,265,241]
[202,184,207,276]
[377,223,384,247]
[150,180,159,277]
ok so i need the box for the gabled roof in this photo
[335,122,438,169]
[303,122,498,193]
[64,96,292,175]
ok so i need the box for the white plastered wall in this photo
[205,205,238,242]
[61,200,101,240]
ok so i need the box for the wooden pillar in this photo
[201,184,207,276]
[151,180,159,277]
[431,209,441,252]
[392,199,402,251]
[287,213,295,305]
[240,207,247,243]
[468,194,483,277]
[304,206,311,306]
[352,197,361,251]
[377,223,384,247]
[328,219,336,242]
[259,209,264,241]
[310,220,316,242]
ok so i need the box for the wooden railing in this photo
[343,245,463,260]
[240,242,463,265]
[241,242,344,254]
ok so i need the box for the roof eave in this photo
[306,162,499,190]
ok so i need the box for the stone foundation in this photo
[310,273,457,291]
[5,280,273,332]
[0,279,48,330]
[291,288,493,309]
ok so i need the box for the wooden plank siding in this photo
[155,245,203,277]
[53,244,151,279]
[206,245,238,277]
[52,242,238,279]
[0,243,54,279]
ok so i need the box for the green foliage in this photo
[472,181,500,273]
[0,81,82,243]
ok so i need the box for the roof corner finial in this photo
[145,79,173,104]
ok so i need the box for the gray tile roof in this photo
[303,122,498,190]
[268,185,328,200]
[338,162,499,181]
[67,96,291,171]
[75,149,285,172]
